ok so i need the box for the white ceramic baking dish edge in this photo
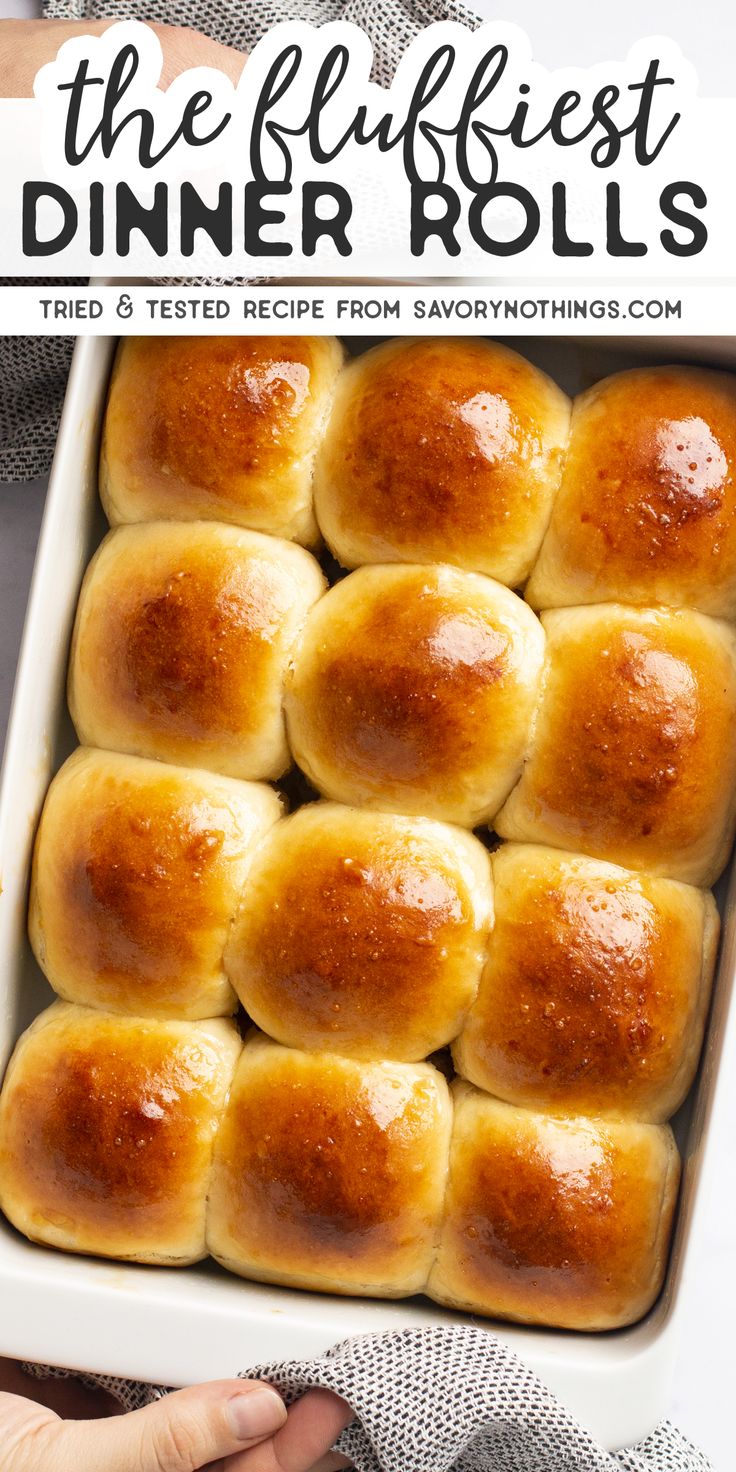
[1,331,735,1452]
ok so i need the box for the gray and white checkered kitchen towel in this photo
[25,1325,713,1471]
[3,4,715,1469]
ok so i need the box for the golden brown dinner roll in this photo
[527,366,736,618]
[100,335,344,543]
[0,1003,241,1265]
[225,802,492,1059]
[453,844,718,1121]
[29,747,283,1020]
[495,604,736,886]
[314,338,570,584]
[69,521,325,781]
[428,1084,680,1330]
[285,564,545,826]
[206,1033,452,1296]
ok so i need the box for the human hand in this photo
[0,1358,353,1472]
[0,19,246,97]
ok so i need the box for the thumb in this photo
[45,1379,287,1472]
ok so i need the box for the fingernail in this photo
[228,1386,287,1441]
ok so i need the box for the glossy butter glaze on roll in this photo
[527,366,736,618]
[29,748,283,1019]
[496,604,736,887]
[69,521,325,781]
[314,338,571,585]
[428,1084,680,1331]
[100,336,344,543]
[453,844,718,1121]
[0,1003,241,1265]
[206,1033,452,1296]
[225,802,493,1060]
[285,564,545,827]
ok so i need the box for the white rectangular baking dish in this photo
[1,331,735,1451]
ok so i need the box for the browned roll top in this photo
[0,1005,241,1264]
[60,786,230,985]
[314,337,571,584]
[206,1034,452,1296]
[527,366,736,617]
[37,1041,194,1209]
[133,336,315,485]
[225,802,492,1059]
[453,845,717,1120]
[120,546,283,734]
[428,1086,680,1330]
[29,748,282,1018]
[285,564,545,826]
[229,1070,401,1236]
[496,604,736,885]
[101,335,344,543]
[69,521,325,779]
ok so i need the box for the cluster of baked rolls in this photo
[1,335,734,1334]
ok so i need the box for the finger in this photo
[201,1450,352,1472]
[0,19,113,97]
[155,24,246,87]
[1,1389,59,1471]
[0,19,245,99]
[227,1389,354,1472]
[50,1378,287,1472]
